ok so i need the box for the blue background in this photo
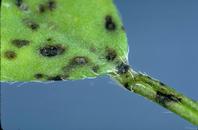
[1,0,198,130]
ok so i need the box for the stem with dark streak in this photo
[110,68,198,125]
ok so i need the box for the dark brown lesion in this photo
[4,51,17,60]
[38,0,56,13]
[15,0,23,7]
[47,75,65,81]
[38,4,46,13]
[116,62,130,74]
[47,0,56,11]
[15,0,28,11]
[105,48,117,61]
[105,15,116,31]
[70,56,89,66]
[34,73,45,79]
[121,26,125,31]
[23,19,39,31]
[11,39,30,48]
[156,91,182,106]
[92,65,99,73]
[39,44,66,57]
[124,82,131,91]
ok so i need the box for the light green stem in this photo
[111,69,198,125]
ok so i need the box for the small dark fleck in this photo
[156,91,182,106]
[124,82,131,90]
[40,44,65,57]
[15,0,23,7]
[12,39,30,48]
[38,4,46,13]
[48,75,63,81]
[47,0,56,11]
[92,65,99,73]
[121,26,125,31]
[47,38,52,41]
[105,48,117,61]
[159,82,166,86]
[105,15,116,31]
[23,19,39,30]
[4,51,17,60]
[15,0,28,11]
[71,56,88,65]
[34,73,44,79]
[116,62,130,74]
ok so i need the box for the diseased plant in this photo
[1,0,198,127]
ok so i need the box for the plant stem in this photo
[110,68,198,125]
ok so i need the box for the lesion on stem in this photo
[110,68,198,125]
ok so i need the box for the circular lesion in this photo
[4,50,17,60]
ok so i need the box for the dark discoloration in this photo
[15,0,28,11]
[34,73,44,79]
[159,82,166,86]
[12,39,30,48]
[124,82,131,91]
[116,62,130,74]
[156,91,182,106]
[38,4,46,13]
[47,38,52,42]
[121,26,125,31]
[38,0,56,13]
[105,15,116,31]
[40,44,65,57]
[92,65,99,73]
[4,51,17,60]
[15,0,23,7]
[48,75,63,81]
[47,0,56,11]
[105,48,117,61]
[24,19,39,30]
[71,56,89,65]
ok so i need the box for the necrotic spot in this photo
[34,73,44,79]
[124,82,131,91]
[38,4,46,13]
[156,91,182,106]
[12,39,30,48]
[48,75,63,81]
[24,19,39,30]
[47,0,56,11]
[105,15,116,31]
[116,62,130,74]
[92,65,99,73]
[15,0,28,11]
[40,44,65,57]
[105,48,117,61]
[71,56,88,65]
[4,51,16,60]
[15,0,22,7]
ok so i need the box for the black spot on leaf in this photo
[105,48,117,61]
[48,75,63,81]
[124,82,131,91]
[105,15,116,31]
[156,91,182,106]
[40,44,65,57]
[92,65,99,73]
[47,0,56,11]
[15,0,23,7]
[38,4,46,13]
[12,39,30,48]
[4,51,17,60]
[24,19,39,30]
[116,62,130,74]
[34,73,44,79]
[71,56,89,65]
